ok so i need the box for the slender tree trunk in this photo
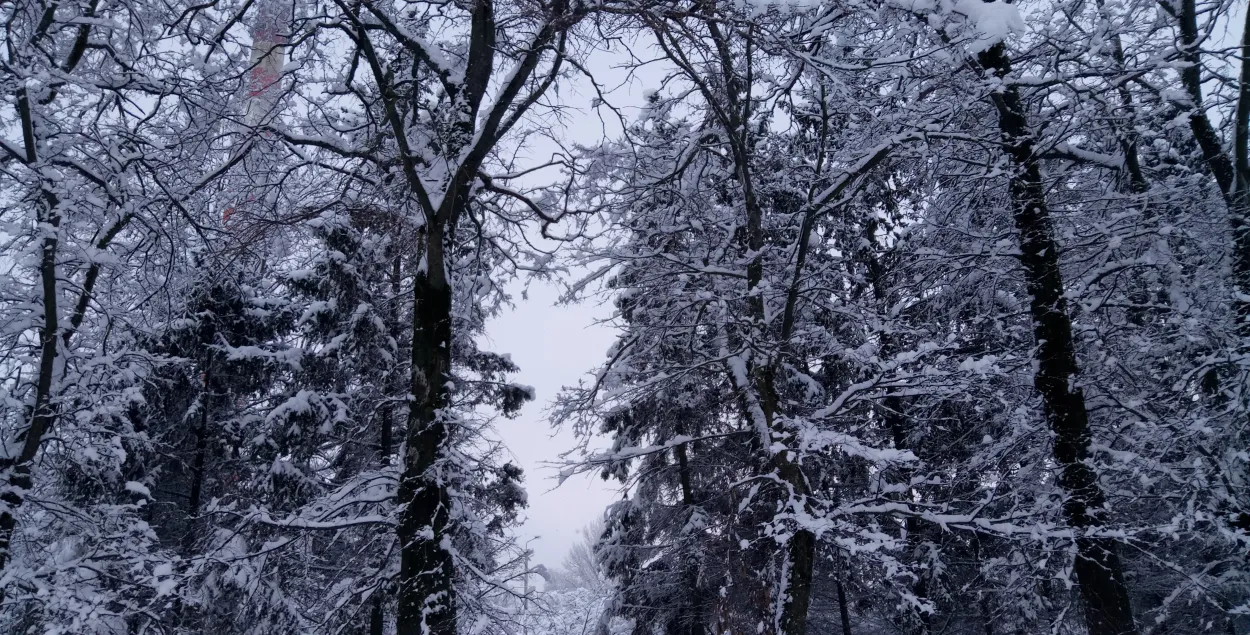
[861,205,931,635]
[1175,0,1250,331]
[1094,0,1149,197]
[380,255,403,465]
[777,490,815,635]
[971,535,995,635]
[882,395,930,635]
[644,14,817,631]
[395,224,457,635]
[674,423,707,635]
[977,42,1139,635]
[0,28,108,580]
[716,31,816,635]
[1092,0,1158,325]
[0,186,60,601]
[184,360,213,555]
[835,576,853,635]
[370,257,402,633]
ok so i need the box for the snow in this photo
[953,0,1026,51]
[124,481,151,498]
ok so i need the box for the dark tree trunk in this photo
[353,1,578,631]
[884,397,931,635]
[184,361,213,555]
[977,42,1139,635]
[777,465,815,635]
[371,594,385,635]
[395,225,457,635]
[368,256,403,634]
[836,576,853,635]
[1175,0,1250,331]
[863,209,931,635]
[0,188,60,602]
[674,426,707,635]
[644,14,816,635]
[380,255,403,465]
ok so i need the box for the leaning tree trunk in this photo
[0,188,60,603]
[977,42,1139,635]
[835,571,853,635]
[1175,0,1250,332]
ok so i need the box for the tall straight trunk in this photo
[369,258,402,634]
[977,43,1139,635]
[1091,0,1159,325]
[395,224,456,635]
[886,403,931,635]
[184,361,213,554]
[742,188,816,635]
[380,255,403,465]
[646,13,816,632]
[1093,0,1149,197]
[777,525,815,635]
[710,22,815,633]
[371,595,385,635]
[348,1,575,630]
[674,421,707,635]
[0,10,106,593]
[861,205,931,635]
[372,261,402,632]
[1170,0,1250,551]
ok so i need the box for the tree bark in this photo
[345,2,580,631]
[835,575,853,635]
[395,224,457,635]
[977,42,1139,635]
[0,185,60,602]
[1174,0,1250,331]
[0,12,104,587]
[371,594,385,635]
[184,360,213,555]
[700,18,816,635]
[861,202,931,635]
[674,423,707,635]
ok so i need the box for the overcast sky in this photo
[486,279,620,569]
[482,38,663,569]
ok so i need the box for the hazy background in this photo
[484,37,663,569]
[487,280,619,569]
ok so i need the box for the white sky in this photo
[485,3,1250,569]
[485,35,663,569]
[487,279,620,568]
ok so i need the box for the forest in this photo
[1,0,1248,633]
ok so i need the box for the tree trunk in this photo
[835,576,853,635]
[395,224,457,635]
[371,594,385,635]
[1175,0,1250,332]
[977,43,1139,635]
[674,424,707,635]
[184,361,213,555]
[0,187,60,602]
[862,206,931,635]
[380,255,403,465]
[883,397,930,635]
[776,463,815,635]
[644,14,816,632]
